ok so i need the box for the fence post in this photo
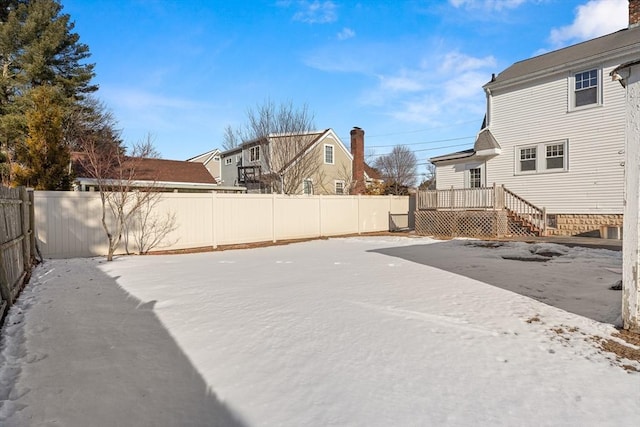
[20,187,31,272]
[542,207,547,236]
[357,194,361,235]
[211,192,218,249]
[318,195,323,237]
[28,189,35,260]
[272,193,277,243]
[0,254,10,307]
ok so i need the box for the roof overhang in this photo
[75,177,220,190]
[430,128,501,165]
[430,149,475,164]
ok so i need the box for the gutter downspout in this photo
[484,87,492,129]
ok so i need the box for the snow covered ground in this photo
[1,236,638,426]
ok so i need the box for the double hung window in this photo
[573,69,599,108]
[324,145,334,164]
[516,140,567,174]
[250,146,260,162]
[303,179,313,195]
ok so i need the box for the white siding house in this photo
[431,16,640,236]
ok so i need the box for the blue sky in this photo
[62,0,628,179]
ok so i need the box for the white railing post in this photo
[450,186,455,210]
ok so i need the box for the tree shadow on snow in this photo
[369,241,622,325]
[1,258,247,427]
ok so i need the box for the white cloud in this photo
[363,51,495,124]
[291,1,338,24]
[448,0,528,12]
[439,52,497,73]
[337,27,355,40]
[549,0,628,47]
[378,73,426,92]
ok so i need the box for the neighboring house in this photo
[428,2,640,237]
[364,163,383,188]
[71,153,220,193]
[219,128,355,195]
[186,149,221,182]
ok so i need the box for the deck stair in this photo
[502,186,546,237]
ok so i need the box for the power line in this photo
[366,142,473,158]
[358,119,481,138]
[413,142,473,153]
[366,136,474,149]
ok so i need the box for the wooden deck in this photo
[416,185,547,237]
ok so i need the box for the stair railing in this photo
[502,185,546,236]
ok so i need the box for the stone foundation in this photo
[547,214,623,237]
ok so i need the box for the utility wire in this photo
[366,142,472,158]
[342,119,481,139]
[365,136,474,149]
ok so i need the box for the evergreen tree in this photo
[0,0,96,186]
[13,84,70,190]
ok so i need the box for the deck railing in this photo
[417,184,546,235]
[417,185,501,210]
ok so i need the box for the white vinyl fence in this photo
[34,192,410,258]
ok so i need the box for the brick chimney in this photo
[350,127,366,195]
[631,0,640,27]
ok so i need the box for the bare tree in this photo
[227,99,319,194]
[125,193,178,255]
[374,145,417,195]
[76,134,163,261]
[221,124,242,151]
[316,162,353,195]
[418,162,436,190]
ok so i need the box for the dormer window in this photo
[573,69,599,108]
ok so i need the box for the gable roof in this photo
[275,130,327,173]
[186,148,220,165]
[486,26,640,89]
[220,146,243,156]
[71,152,217,185]
[364,163,381,180]
[279,129,353,174]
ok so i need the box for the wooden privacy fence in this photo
[0,186,36,319]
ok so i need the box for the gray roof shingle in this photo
[486,26,640,88]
